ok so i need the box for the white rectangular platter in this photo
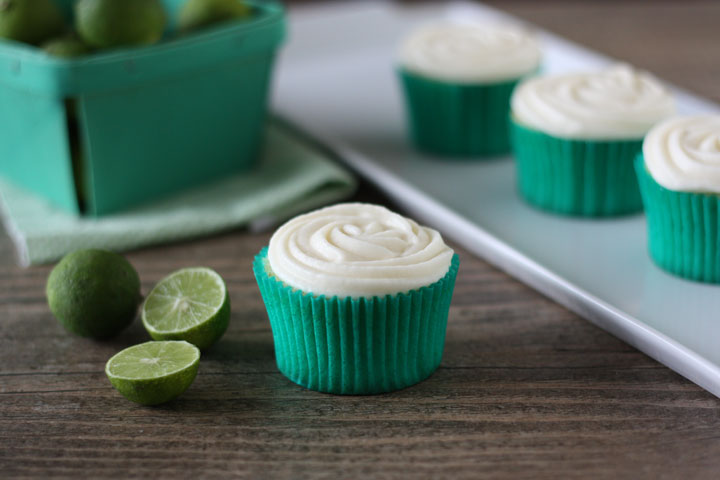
[272,1,720,397]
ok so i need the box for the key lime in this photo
[178,0,251,32]
[105,340,200,405]
[46,249,141,339]
[0,0,65,45]
[75,0,166,49]
[142,267,230,350]
[42,35,90,57]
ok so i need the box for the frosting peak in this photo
[643,115,720,193]
[267,203,454,297]
[399,22,541,83]
[511,64,675,139]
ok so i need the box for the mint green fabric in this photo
[0,122,356,266]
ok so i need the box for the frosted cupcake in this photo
[253,203,459,394]
[635,115,720,283]
[511,64,675,216]
[398,22,541,157]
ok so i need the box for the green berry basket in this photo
[0,0,285,216]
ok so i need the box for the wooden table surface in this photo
[3,1,720,478]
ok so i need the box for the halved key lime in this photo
[141,267,230,350]
[105,341,200,406]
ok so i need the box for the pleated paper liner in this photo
[635,155,720,283]
[511,120,644,216]
[253,248,460,394]
[399,68,520,157]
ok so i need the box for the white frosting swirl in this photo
[267,203,454,298]
[399,23,541,83]
[511,64,675,139]
[643,115,720,193]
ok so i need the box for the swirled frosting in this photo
[398,22,541,83]
[643,115,720,193]
[511,64,675,139]
[267,203,454,298]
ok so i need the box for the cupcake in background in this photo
[636,114,720,283]
[511,64,675,216]
[253,203,459,395]
[398,22,541,157]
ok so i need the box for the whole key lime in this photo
[42,35,90,58]
[75,0,166,49]
[178,0,251,32]
[46,249,141,338]
[0,0,65,45]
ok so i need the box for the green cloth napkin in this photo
[0,121,356,266]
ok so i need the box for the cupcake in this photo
[635,114,720,283]
[253,203,459,394]
[511,64,675,216]
[398,22,541,157]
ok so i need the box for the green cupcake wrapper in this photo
[253,248,460,394]
[635,155,720,283]
[399,68,521,157]
[511,120,644,216]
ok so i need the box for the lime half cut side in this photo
[142,267,230,350]
[105,340,200,405]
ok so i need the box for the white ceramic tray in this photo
[272,1,720,397]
